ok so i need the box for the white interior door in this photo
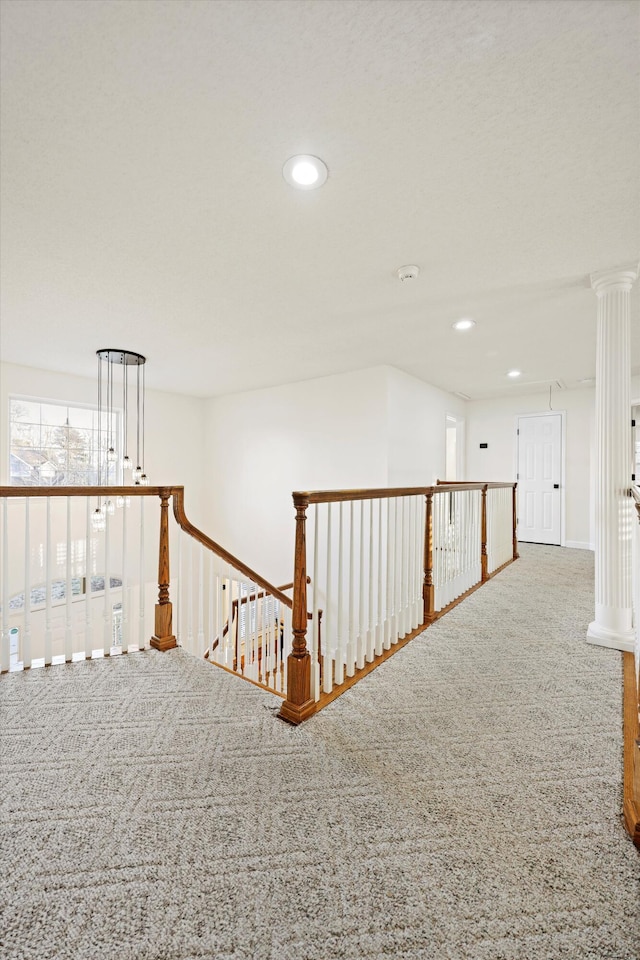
[517,414,562,545]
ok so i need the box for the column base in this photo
[586,620,634,654]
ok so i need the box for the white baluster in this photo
[121,492,128,653]
[84,497,93,660]
[47,498,54,664]
[175,525,182,650]
[311,504,320,701]
[323,503,334,694]
[138,498,146,651]
[23,499,32,669]
[102,500,111,658]
[384,498,392,649]
[335,502,345,686]
[346,501,355,677]
[357,500,365,669]
[0,498,8,673]
[376,499,383,656]
[215,572,223,665]
[197,543,205,655]
[392,498,400,644]
[208,553,214,660]
[367,498,375,662]
[187,539,194,654]
[65,497,73,662]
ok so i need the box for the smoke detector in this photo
[397,264,420,282]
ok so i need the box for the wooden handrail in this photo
[0,485,166,497]
[171,487,293,608]
[293,483,505,505]
[436,480,517,490]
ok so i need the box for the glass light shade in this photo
[106,447,117,462]
[105,499,116,515]
[133,465,143,482]
[140,473,149,486]
[91,508,106,532]
[122,455,133,471]
[116,495,125,508]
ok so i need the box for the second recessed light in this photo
[283,155,328,189]
[452,318,476,331]
[507,370,522,378]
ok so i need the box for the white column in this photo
[587,264,638,652]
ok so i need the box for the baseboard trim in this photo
[622,652,640,848]
[565,540,595,551]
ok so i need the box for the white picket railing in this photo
[173,529,292,694]
[486,484,516,574]
[432,486,482,612]
[305,493,425,699]
[170,488,293,695]
[281,483,518,713]
[0,488,159,672]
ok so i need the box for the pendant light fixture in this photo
[92,349,147,530]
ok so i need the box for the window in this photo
[9,398,118,486]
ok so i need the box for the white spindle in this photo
[323,503,333,694]
[335,502,345,686]
[44,497,52,667]
[138,498,146,650]
[83,498,91,660]
[197,543,205,654]
[23,499,32,669]
[121,494,128,653]
[347,501,355,677]
[66,497,73,662]
[187,538,194,654]
[236,580,244,676]
[357,500,365,669]
[102,502,111,658]
[367,499,375,662]
[0,498,8,673]
[392,498,400,644]
[208,554,214,660]
[312,504,320,700]
[376,499,383,656]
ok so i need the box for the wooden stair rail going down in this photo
[171,487,293,609]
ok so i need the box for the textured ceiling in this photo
[1,0,638,400]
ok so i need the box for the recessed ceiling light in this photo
[452,318,476,331]
[283,155,328,189]
[507,370,522,378]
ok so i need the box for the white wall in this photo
[204,367,390,585]
[0,361,208,527]
[386,367,467,486]
[204,365,465,585]
[465,387,595,548]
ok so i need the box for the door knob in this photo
[553,484,559,489]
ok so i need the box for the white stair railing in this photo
[0,487,159,672]
[170,488,293,695]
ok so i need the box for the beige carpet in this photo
[1,543,638,959]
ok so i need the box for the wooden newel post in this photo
[512,483,519,559]
[423,492,435,623]
[278,494,315,725]
[481,484,489,582]
[151,489,177,651]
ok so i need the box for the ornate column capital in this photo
[590,262,639,296]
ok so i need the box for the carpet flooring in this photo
[1,543,638,960]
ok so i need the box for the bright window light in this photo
[283,155,328,190]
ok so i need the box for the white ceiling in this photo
[1,0,638,400]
